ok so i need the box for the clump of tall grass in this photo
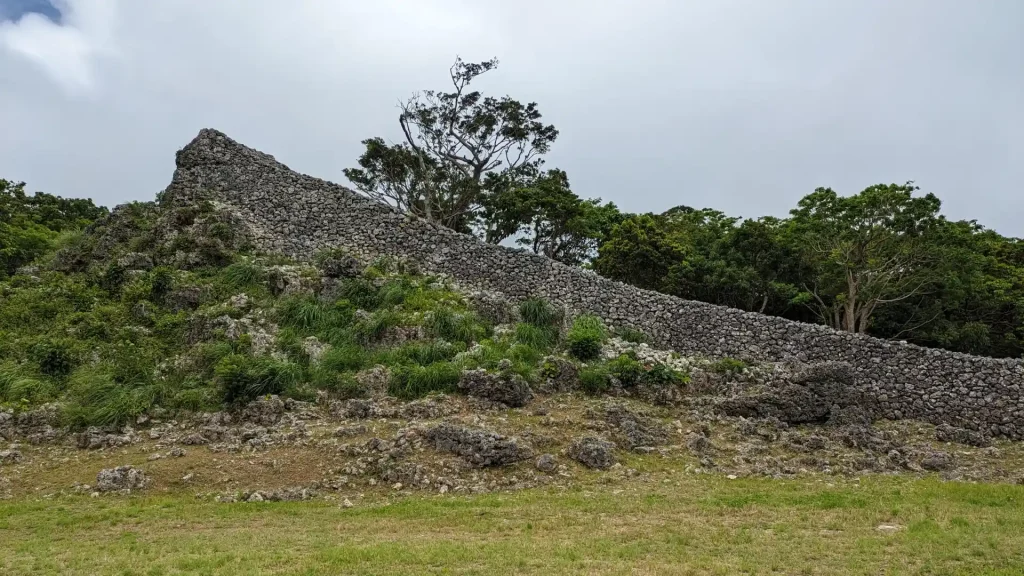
[214,354,302,403]
[426,308,490,344]
[387,362,461,399]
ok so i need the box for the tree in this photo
[594,214,687,290]
[480,169,622,265]
[788,183,943,334]
[345,57,558,232]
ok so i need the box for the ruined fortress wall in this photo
[165,129,1024,437]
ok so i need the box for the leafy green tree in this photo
[481,169,622,265]
[788,183,943,334]
[345,58,558,232]
[594,214,687,290]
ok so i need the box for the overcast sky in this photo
[1,0,1021,237]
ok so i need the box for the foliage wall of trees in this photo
[0,179,108,279]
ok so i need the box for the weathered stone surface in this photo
[920,451,954,471]
[0,449,22,465]
[601,404,668,450]
[717,362,863,425]
[567,436,616,469]
[458,369,534,408]
[935,423,992,448]
[425,423,532,467]
[162,129,1024,439]
[96,466,149,492]
[535,453,557,473]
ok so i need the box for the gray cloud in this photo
[1,0,1021,236]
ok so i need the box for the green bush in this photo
[337,278,381,310]
[28,339,77,379]
[353,309,402,343]
[309,368,365,399]
[579,365,611,395]
[377,340,464,367]
[0,362,53,404]
[642,363,689,386]
[608,353,643,386]
[387,362,460,399]
[567,315,606,361]
[277,296,337,333]
[215,354,302,404]
[709,357,748,375]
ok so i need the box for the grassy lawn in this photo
[2,474,1023,575]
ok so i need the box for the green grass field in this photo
[2,474,1023,575]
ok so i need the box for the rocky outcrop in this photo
[458,369,534,408]
[424,423,532,467]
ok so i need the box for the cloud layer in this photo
[1,0,1021,236]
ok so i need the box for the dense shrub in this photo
[215,354,302,403]
[567,315,606,360]
[642,363,689,386]
[319,344,369,372]
[28,339,77,379]
[519,297,561,328]
[608,353,644,386]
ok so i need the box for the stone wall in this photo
[164,129,1024,438]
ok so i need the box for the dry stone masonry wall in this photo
[164,129,1024,438]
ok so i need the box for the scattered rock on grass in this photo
[567,436,616,470]
[535,453,557,473]
[96,466,149,492]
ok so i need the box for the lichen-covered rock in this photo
[538,356,579,393]
[920,451,953,471]
[425,423,532,467]
[354,366,390,397]
[96,466,149,492]
[77,427,134,450]
[302,336,329,364]
[567,436,616,469]
[601,404,667,450]
[535,453,557,473]
[458,369,533,408]
[686,433,714,455]
[465,290,518,325]
[240,395,286,425]
[0,449,22,465]
[318,253,363,278]
[935,423,991,448]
